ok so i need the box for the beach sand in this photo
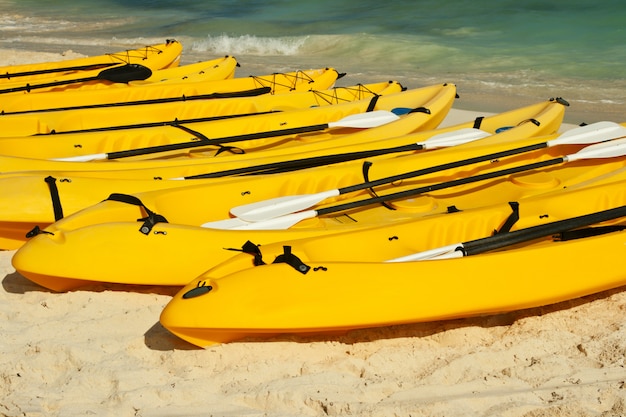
[1,48,625,417]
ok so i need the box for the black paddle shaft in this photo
[186,133,550,179]
[461,204,626,256]
[0,62,117,79]
[0,87,271,116]
[185,143,423,178]
[316,155,564,216]
[105,122,337,160]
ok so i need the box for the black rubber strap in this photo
[494,202,520,234]
[362,161,395,210]
[224,240,266,266]
[518,118,540,127]
[167,130,247,155]
[273,246,310,274]
[408,106,431,114]
[473,116,484,129]
[214,144,245,156]
[105,193,168,234]
[170,123,211,141]
[44,176,64,221]
[365,94,380,112]
[25,225,54,238]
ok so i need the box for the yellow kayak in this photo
[0,40,183,95]
[0,40,182,85]
[0,97,565,250]
[0,84,449,161]
[159,177,626,347]
[0,96,562,179]
[0,80,401,137]
[12,140,626,294]
[0,67,340,114]
[15,121,621,292]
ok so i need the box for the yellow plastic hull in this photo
[13,168,626,291]
[18,133,626,291]
[0,81,400,137]
[0,94,559,179]
[0,84,451,160]
[0,41,182,85]
[0,67,339,114]
[0,98,564,249]
[160,224,626,347]
[0,41,182,94]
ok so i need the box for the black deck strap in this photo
[171,122,210,141]
[25,225,54,239]
[408,106,431,114]
[214,144,245,156]
[554,225,626,241]
[362,161,395,210]
[473,116,484,129]
[494,202,520,235]
[170,123,246,156]
[273,246,310,274]
[104,193,168,235]
[224,240,266,266]
[44,176,64,221]
[365,94,380,112]
[518,118,540,127]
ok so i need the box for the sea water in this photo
[1,0,624,123]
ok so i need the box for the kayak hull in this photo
[0,67,339,114]
[160,227,626,347]
[0,98,565,250]
[13,137,626,291]
[0,83,437,160]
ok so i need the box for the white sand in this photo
[1,48,625,417]
[1,250,624,416]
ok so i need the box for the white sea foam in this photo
[191,34,308,56]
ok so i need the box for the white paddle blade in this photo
[548,121,626,147]
[418,128,492,150]
[328,110,400,129]
[51,153,106,162]
[227,210,317,230]
[566,137,626,162]
[201,217,253,229]
[385,243,463,262]
[231,189,340,222]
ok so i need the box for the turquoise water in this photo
[1,0,624,122]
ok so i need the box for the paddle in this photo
[0,64,153,94]
[51,110,401,162]
[205,137,626,230]
[229,121,626,222]
[0,62,119,79]
[386,204,626,262]
[40,110,279,135]
[46,102,414,136]
[179,127,492,179]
